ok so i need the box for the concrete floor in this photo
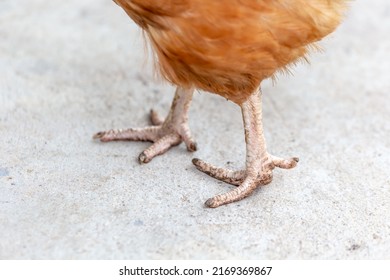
[1,0,389,259]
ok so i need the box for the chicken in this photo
[94,0,348,207]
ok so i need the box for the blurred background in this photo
[0,0,389,259]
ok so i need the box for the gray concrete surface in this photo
[1,0,389,259]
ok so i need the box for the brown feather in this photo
[115,0,348,104]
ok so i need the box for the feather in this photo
[114,0,349,104]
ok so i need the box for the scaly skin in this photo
[94,87,298,207]
[94,87,196,163]
[193,89,298,208]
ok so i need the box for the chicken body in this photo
[115,0,347,103]
[95,0,348,207]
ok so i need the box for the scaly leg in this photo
[94,87,197,163]
[193,88,298,208]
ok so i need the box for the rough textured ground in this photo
[1,0,389,259]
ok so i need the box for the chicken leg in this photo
[94,86,197,163]
[193,88,299,208]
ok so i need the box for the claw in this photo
[150,109,164,126]
[93,131,105,139]
[185,141,198,152]
[138,152,149,164]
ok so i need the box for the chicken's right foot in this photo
[93,87,196,163]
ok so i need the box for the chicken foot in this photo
[94,87,196,163]
[193,89,298,208]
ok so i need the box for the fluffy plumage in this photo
[115,0,348,103]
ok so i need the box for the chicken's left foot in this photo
[192,156,298,186]
[194,88,298,208]
[193,156,298,208]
